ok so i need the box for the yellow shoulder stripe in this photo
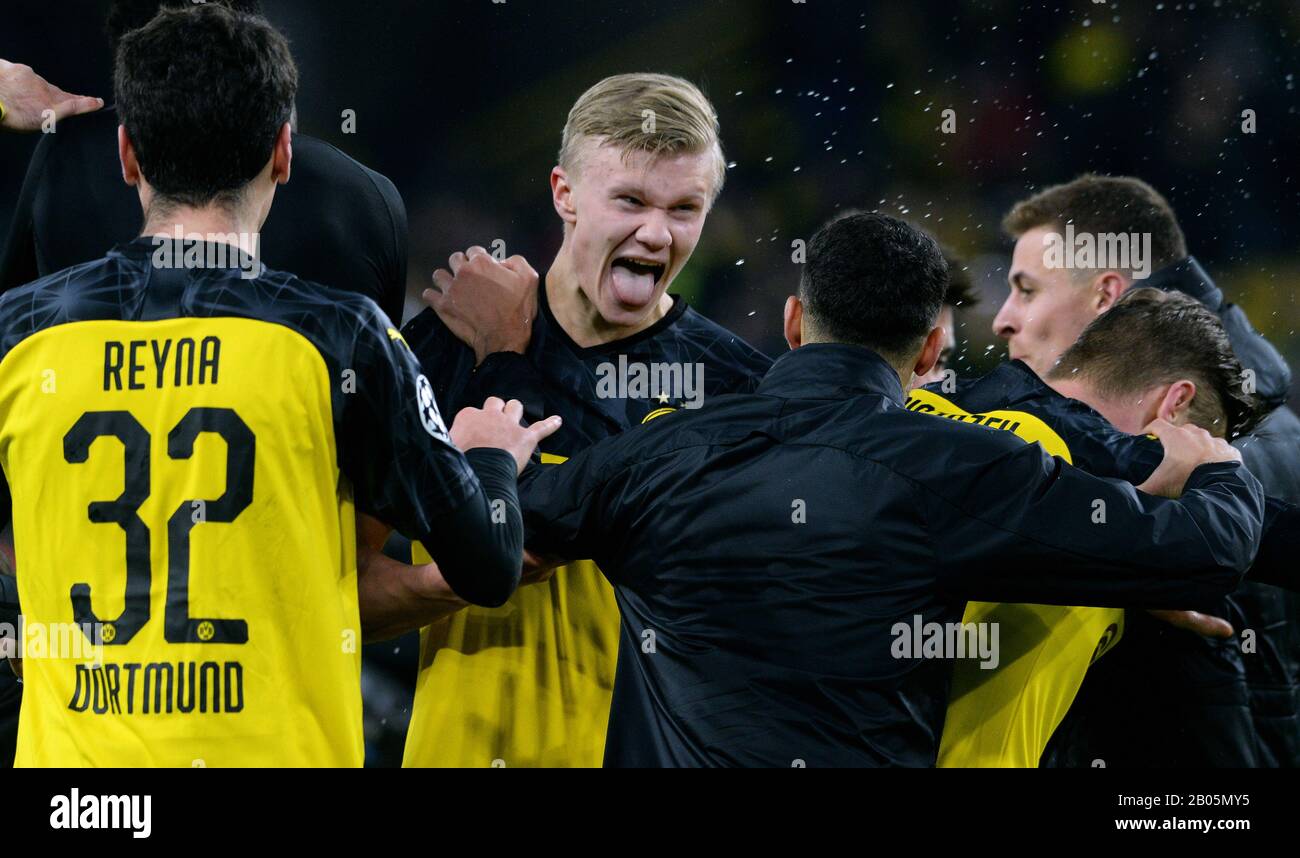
[905,388,1073,464]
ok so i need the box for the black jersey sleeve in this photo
[461,351,549,420]
[342,305,522,606]
[0,132,52,293]
[369,167,409,327]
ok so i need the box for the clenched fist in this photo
[424,247,539,365]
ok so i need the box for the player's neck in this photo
[140,202,262,256]
[545,249,673,349]
[1044,376,1097,407]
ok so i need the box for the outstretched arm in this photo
[0,59,102,132]
[931,420,1265,608]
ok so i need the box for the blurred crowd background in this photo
[3,0,1297,764]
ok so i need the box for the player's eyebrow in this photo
[610,184,647,199]
[1008,270,1037,290]
[612,184,706,209]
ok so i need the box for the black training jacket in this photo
[519,344,1266,767]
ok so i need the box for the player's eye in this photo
[619,195,644,207]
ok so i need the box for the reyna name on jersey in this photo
[102,336,221,390]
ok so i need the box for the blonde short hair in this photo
[558,73,727,200]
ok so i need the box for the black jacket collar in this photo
[757,343,905,404]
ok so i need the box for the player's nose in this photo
[992,295,1019,340]
[635,209,673,250]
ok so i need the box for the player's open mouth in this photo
[609,257,667,307]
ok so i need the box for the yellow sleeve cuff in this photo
[0,97,8,122]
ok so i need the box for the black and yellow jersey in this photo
[907,360,1162,767]
[0,237,517,767]
[399,285,771,767]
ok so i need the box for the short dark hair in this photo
[115,3,296,209]
[1003,174,1188,275]
[941,246,978,309]
[1048,288,1263,439]
[798,212,948,360]
[107,0,264,52]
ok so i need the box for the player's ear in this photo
[272,122,292,185]
[913,325,944,379]
[1093,271,1128,314]
[783,295,803,350]
[1157,379,1197,425]
[118,125,141,187]
[551,166,577,225]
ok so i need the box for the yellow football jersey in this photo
[905,388,1125,768]
[403,454,619,768]
[0,241,476,766]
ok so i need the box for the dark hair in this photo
[107,0,264,52]
[115,3,296,209]
[1003,174,1188,275]
[941,246,978,309]
[798,212,948,359]
[1048,288,1264,439]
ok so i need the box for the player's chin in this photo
[601,293,663,327]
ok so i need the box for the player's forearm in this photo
[942,460,1264,608]
[356,544,467,642]
[418,448,524,607]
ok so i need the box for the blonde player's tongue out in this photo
[609,257,664,307]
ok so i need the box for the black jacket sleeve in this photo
[341,305,523,607]
[515,431,639,572]
[0,132,51,293]
[924,440,1266,609]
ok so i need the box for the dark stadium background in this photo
[2,0,1297,765]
